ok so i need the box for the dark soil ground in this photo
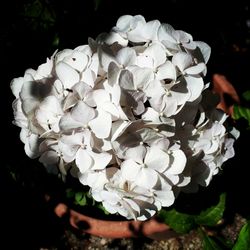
[37,214,245,250]
[0,155,248,249]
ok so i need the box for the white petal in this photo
[111,120,131,141]
[158,23,176,43]
[121,159,141,181]
[144,43,166,67]
[104,31,128,46]
[60,132,83,146]
[116,15,133,31]
[73,81,92,100]
[89,110,112,138]
[71,101,96,125]
[145,146,169,172]
[12,99,28,128]
[71,101,96,126]
[185,63,206,75]
[154,190,175,207]
[108,62,121,87]
[144,79,164,98]
[166,150,186,175]
[101,102,120,119]
[142,20,161,41]
[138,128,162,145]
[39,151,58,166]
[111,84,121,106]
[88,151,112,170]
[185,75,204,101]
[89,53,99,76]
[124,198,141,213]
[170,81,190,105]
[63,92,79,110]
[142,107,161,123]
[80,68,95,87]
[162,97,178,117]
[102,201,119,214]
[56,62,79,89]
[116,47,136,67]
[35,58,53,79]
[174,30,193,44]
[136,168,158,189]
[91,89,110,106]
[151,138,170,151]
[131,67,154,90]
[119,70,134,90]
[24,133,40,159]
[53,79,64,97]
[124,145,146,164]
[35,97,62,132]
[20,80,47,101]
[63,51,89,72]
[55,49,73,63]
[127,16,146,43]
[59,113,83,131]
[156,61,176,80]
[195,41,211,64]
[98,45,115,72]
[22,98,39,116]
[76,149,93,173]
[172,52,192,72]
[82,170,107,189]
[10,77,24,98]
[136,54,154,68]
[101,190,121,205]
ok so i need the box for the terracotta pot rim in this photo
[54,202,178,240]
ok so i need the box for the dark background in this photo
[0,0,249,248]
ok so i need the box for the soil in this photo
[0,167,247,250]
[35,214,246,250]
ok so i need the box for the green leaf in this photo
[23,0,56,31]
[75,192,87,206]
[200,229,224,250]
[94,0,102,10]
[52,33,60,47]
[96,203,110,215]
[233,105,250,126]
[242,90,250,102]
[66,188,75,199]
[233,221,250,250]
[215,236,234,249]
[195,193,226,227]
[158,209,195,234]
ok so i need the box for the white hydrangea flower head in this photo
[10,15,238,221]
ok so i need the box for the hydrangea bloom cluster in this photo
[11,15,238,221]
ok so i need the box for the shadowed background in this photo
[0,0,249,248]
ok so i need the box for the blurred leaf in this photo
[75,192,87,206]
[216,236,234,249]
[242,91,250,102]
[233,105,250,127]
[66,188,75,198]
[233,221,250,250]
[158,208,195,234]
[201,230,224,250]
[96,203,110,215]
[10,171,17,182]
[22,0,56,31]
[94,0,102,10]
[52,33,60,47]
[195,193,226,227]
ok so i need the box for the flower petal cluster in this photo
[10,15,238,220]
